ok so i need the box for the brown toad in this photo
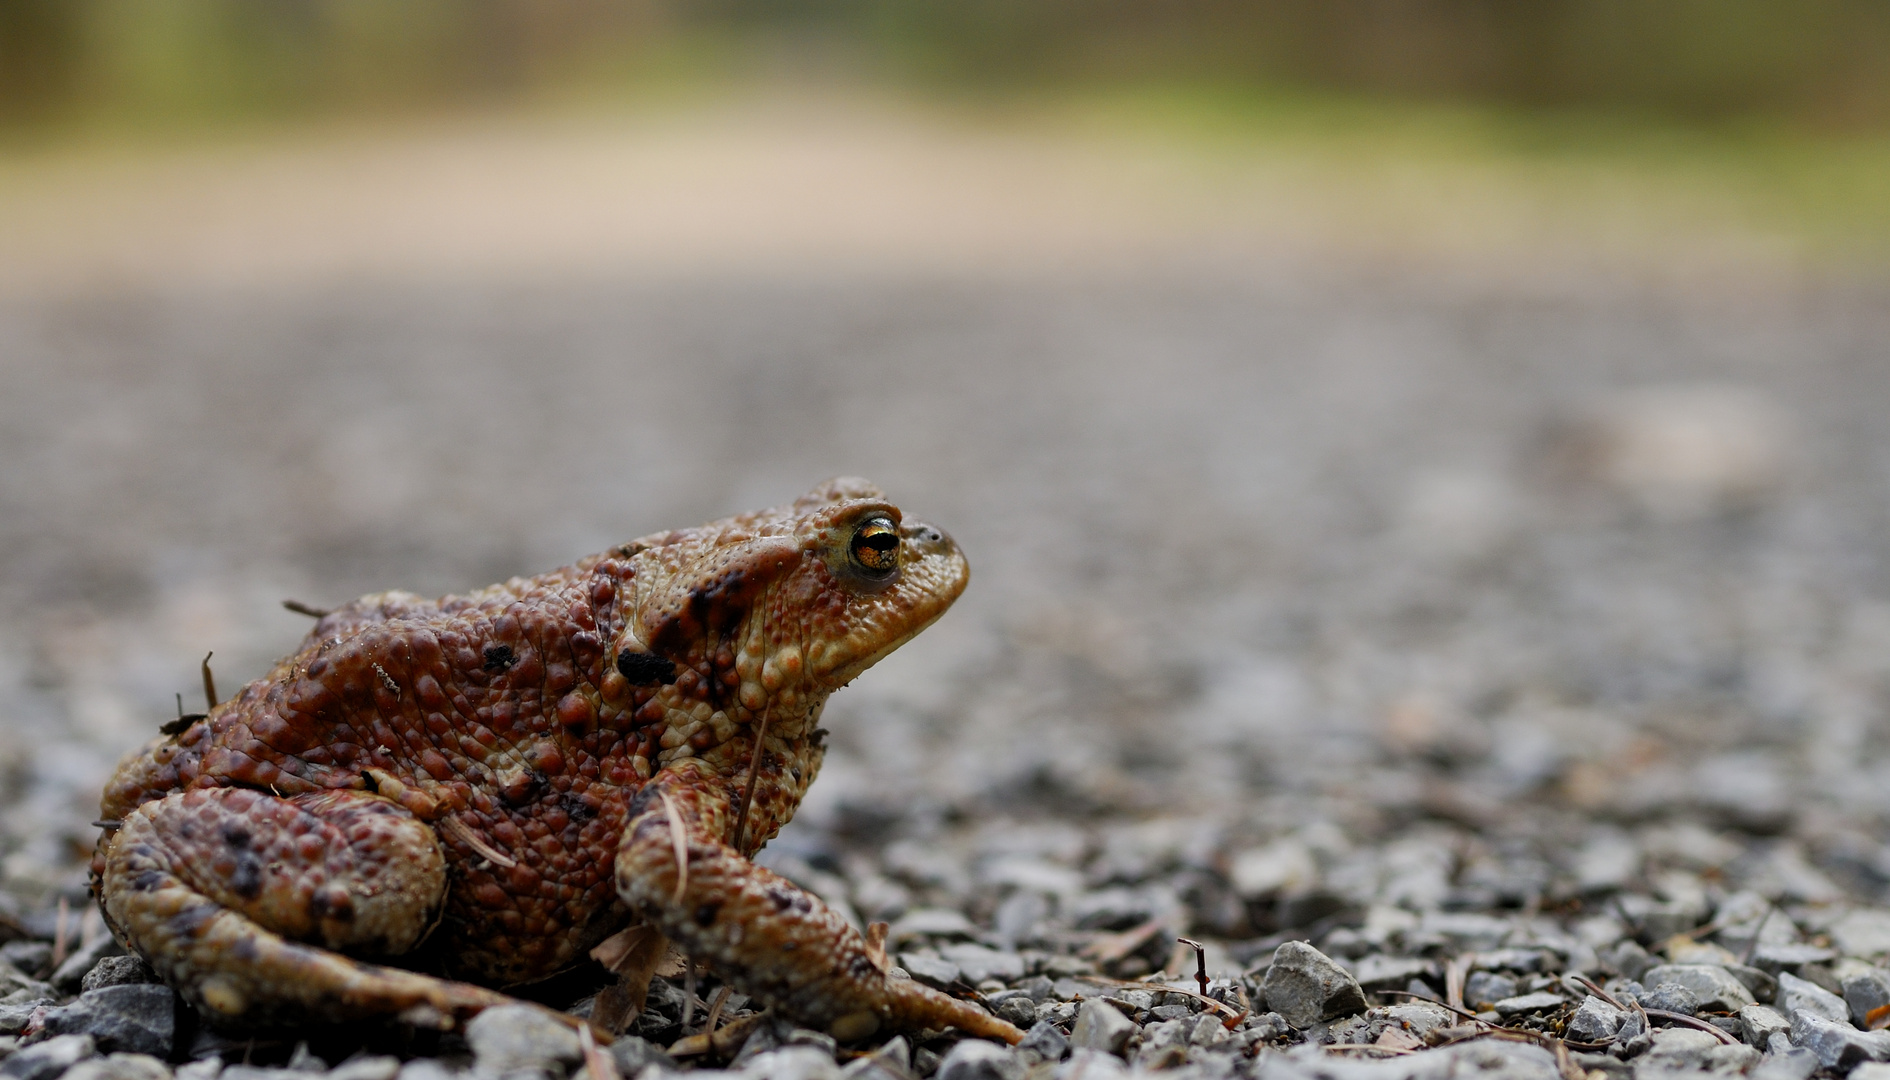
[91,478,1020,1044]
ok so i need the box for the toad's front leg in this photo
[97,787,518,1028]
[614,768,1022,1044]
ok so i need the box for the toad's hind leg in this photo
[98,787,515,1028]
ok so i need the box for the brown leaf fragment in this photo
[1870,1003,1890,1031]
[588,923,676,1032]
[589,978,637,1038]
[667,1010,768,1058]
[1377,1027,1424,1052]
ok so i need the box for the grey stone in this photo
[175,1058,221,1080]
[1845,969,1890,1027]
[63,1055,172,1080]
[1737,1004,1790,1046]
[1136,1019,1188,1067]
[394,1062,455,1080]
[1188,1014,1228,1048]
[1779,971,1851,1024]
[1263,942,1364,1029]
[1463,971,1518,1008]
[990,998,1035,1028]
[1017,1020,1069,1063]
[1056,1049,1129,1079]
[1750,1046,1818,1080]
[1567,996,1626,1043]
[1377,1002,1455,1037]
[1408,1039,1560,1080]
[737,1047,839,1080]
[1752,945,1839,975]
[1349,956,1433,990]
[936,945,1024,985]
[1830,912,1890,960]
[1642,1027,1720,1067]
[1069,999,1135,1056]
[896,953,960,990]
[39,985,176,1057]
[1639,965,1755,1012]
[843,1035,908,1080]
[888,909,976,941]
[0,1002,49,1037]
[1243,1010,1290,1036]
[464,1004,581,1074]
[1018,976,1053,1002]
[50,938,125,995]
[1417,913,1512,951]
[1473,948,1552,974]
[0,963,54,1006]
[1852,1065,1890,1080]
[1,1034,96,1080]
[1789,1011,1890,1068]
[219,1067,303,1080]
[1639,982,1699,1015]
[993,996,1035,1028]
[934,1040,1023,1080]
[78,959,156,995]
[1726,963,1777,1004]
[327,1057,402,1080]
[1606,942,1655,983]
[285,1043,326,1072]
[0,945,49,979]
[1493,992,1565,1017]
[1706,1043,1762,1072]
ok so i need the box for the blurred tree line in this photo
[3,0,1889,132]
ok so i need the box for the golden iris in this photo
[850,518,900,574]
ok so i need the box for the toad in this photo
[91,478,1020,1044]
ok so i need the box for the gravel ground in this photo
[4,120,1890,1080]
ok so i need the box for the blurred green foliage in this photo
[2,0,1888,132]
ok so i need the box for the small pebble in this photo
[0,1034,96,1080]
[1778,971,1850,1024]
[62,1052,171,1080]
[1069,999,1135,1056]
[1788,1010,1890,1068]
[1566,996,1625,1042]
[464,1005,581,1075]
[1737,1003,1790,1046]
[1262,942,1364,1028]
[1638,964,1754,1012]
[79,959,156,995]
[38,985,176,1058]
[1017,1020,1069,1063]
[933,1040,1023,1080]
[1638,981,1699,1014]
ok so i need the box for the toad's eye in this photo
[849,517,900,575]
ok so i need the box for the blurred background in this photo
[4,0,1890,956]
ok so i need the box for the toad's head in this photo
[612,478,968,738]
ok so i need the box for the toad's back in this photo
[102,555,661,983]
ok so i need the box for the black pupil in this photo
[854,523,899,570]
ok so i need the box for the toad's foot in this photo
[615,771,1023,1045]
[98,787,517,1028]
